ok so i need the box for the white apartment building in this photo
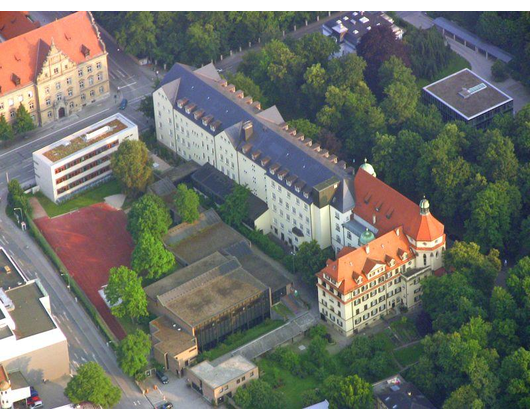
[155,63,356,251]
[0,248,69,381]
[33,113,138,203]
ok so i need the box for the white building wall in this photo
[154,89,175,152]
[311,204,331,249]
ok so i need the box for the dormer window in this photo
[295,186,300,192]
[278,174,284,181]
[287,180,292,187]
[303,191,309,199]
[81,44,90,58]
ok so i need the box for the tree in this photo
[185,23,221,66]
[105,266,148,320]
[490,286,518,321]
[443,241,501,298]
[317,129,343,158]
[288,119,321,139]
[421,272,487,332]
[219,184,249,227]
[131,233,175,281]
[301,389,322,407]
[117,330,152,377]
[293,32,339,66]
[13,104,35,134]
[443,385,485,409]
[301,63,329,116]
[465,181,521,254]
[327,54,366,91]
[321,375,374,409]
[137,94,154,121]
[234,379,284,409]
[403,103,444,141]
[174,184,200,224]
[127,194,172,242]
[111,140,153,197]
[226,72,268,108]
[499,348,530,408]
[65,362,121,408]
[356,25,411,93]
[476,129,518,183]
[0,114,14,141]
[491,59,509,82]
[295,240,332,284]
[408,27,452,80]
[115,11,157,58]
[7,179,31,216]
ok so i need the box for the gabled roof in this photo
[354,168,444,242]
[331,178,356,213]
[160,63,354,204]
[0,12,105,96]
[319,228,413,295]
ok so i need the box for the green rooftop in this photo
[44,118,127,163]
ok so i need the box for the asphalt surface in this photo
[0,11,161,409]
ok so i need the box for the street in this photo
[0,11,162,409]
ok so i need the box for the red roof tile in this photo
[0,11,39,40]
[0,12,105,96]
[319,227,413,295]
[354,168,444,242]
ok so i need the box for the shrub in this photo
[491,60,509,82]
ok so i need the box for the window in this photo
[90,90,95,97]
[56,93,63,101]
[47,110,52,118]
[18,95,23,102]
[79,80,85,89]
[67,77,72,85]
[27,91,33,98]
[46,97,51,106]
[78,69,83,77]
[81,93,86,101]
[8,99,14,106]
[97,72,103,82]
[29,102,34,110]
[0,103,3,110]
[44,87,50,95]
[88,76,94,86]
[10,110,15,118]
[96,62,102,70]
[99,86,104,94]
[87,65,93,74]
[54,67,59,75]
[67,88,73,97]
[69,102,75,109]
[423,254,427,266]
[56,82,61,90]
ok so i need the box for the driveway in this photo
[142,371,213,409]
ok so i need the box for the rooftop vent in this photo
[459,83,487,98]
[84,125,110,141]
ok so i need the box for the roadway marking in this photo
[117,81,137,89]
[0,107,112,159]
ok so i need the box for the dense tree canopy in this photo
[65,362,121,408]
[117,330,152,377]
[321,374,374,409]
[131,233,175,281]
[127,194,172,242]
[219,184,249,228]
[106,266,148,320]
[111,140,153,197]
[174,184,200,224]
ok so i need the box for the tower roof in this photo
[359,158,376,177]
[354,169,444,242]
[359,228,375,245]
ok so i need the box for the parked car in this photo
[155,370,169,385]
[119,98,128,110]
[157,402,173,409]
[26,397,44,410]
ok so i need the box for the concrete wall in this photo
[2,339,70,382]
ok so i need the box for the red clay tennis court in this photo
[35,203,135,340]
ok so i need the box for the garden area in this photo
[236,319,424,409]
[33,178,122,218]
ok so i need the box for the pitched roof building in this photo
[0,12,40,41]
[0,11,109,127]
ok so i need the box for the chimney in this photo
[372,214,376,225]
[243,121,253,141]
[366,244,370,254]
[395,227,400,236]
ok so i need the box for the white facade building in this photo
[33,113,138,203]
[154,63,355,251]
[0,248,69,381]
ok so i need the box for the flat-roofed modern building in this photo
[188,355,258,406]
[33,113,138,202]
[422,68,513,129]
[0,248,69,382]
[145,252,271,352]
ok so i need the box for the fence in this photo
[25,213,119,347]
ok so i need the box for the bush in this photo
[492,59,509,82]
[301,389,322,407]
[308,324,327,340]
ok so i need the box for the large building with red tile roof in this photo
[0,11,109,127]
[0,12,40,41]
[318,164,445,336]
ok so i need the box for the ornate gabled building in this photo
[317,167,446,335]
[0,11,109,127]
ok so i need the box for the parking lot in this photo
[140,371,214,409]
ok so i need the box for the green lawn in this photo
[389,319,420,343]
[417,52,471,88]
[272,302,294,320]
[258,358,320,409]
[203,319,284,360]
[34,179,122,218]
[393,342,424,367]
[376,330,398,351]
[117,315,150,336]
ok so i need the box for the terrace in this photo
[43,118,127,163]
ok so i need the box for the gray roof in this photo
[191,163,268,222]
[191,355,256,389]
[0,248,27,290]
[433,17,513,63]
[373,375,435,409]
[344,218,377,238]
[423,68,512,120]
[323,11,403,47]
[160,63,354,207]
